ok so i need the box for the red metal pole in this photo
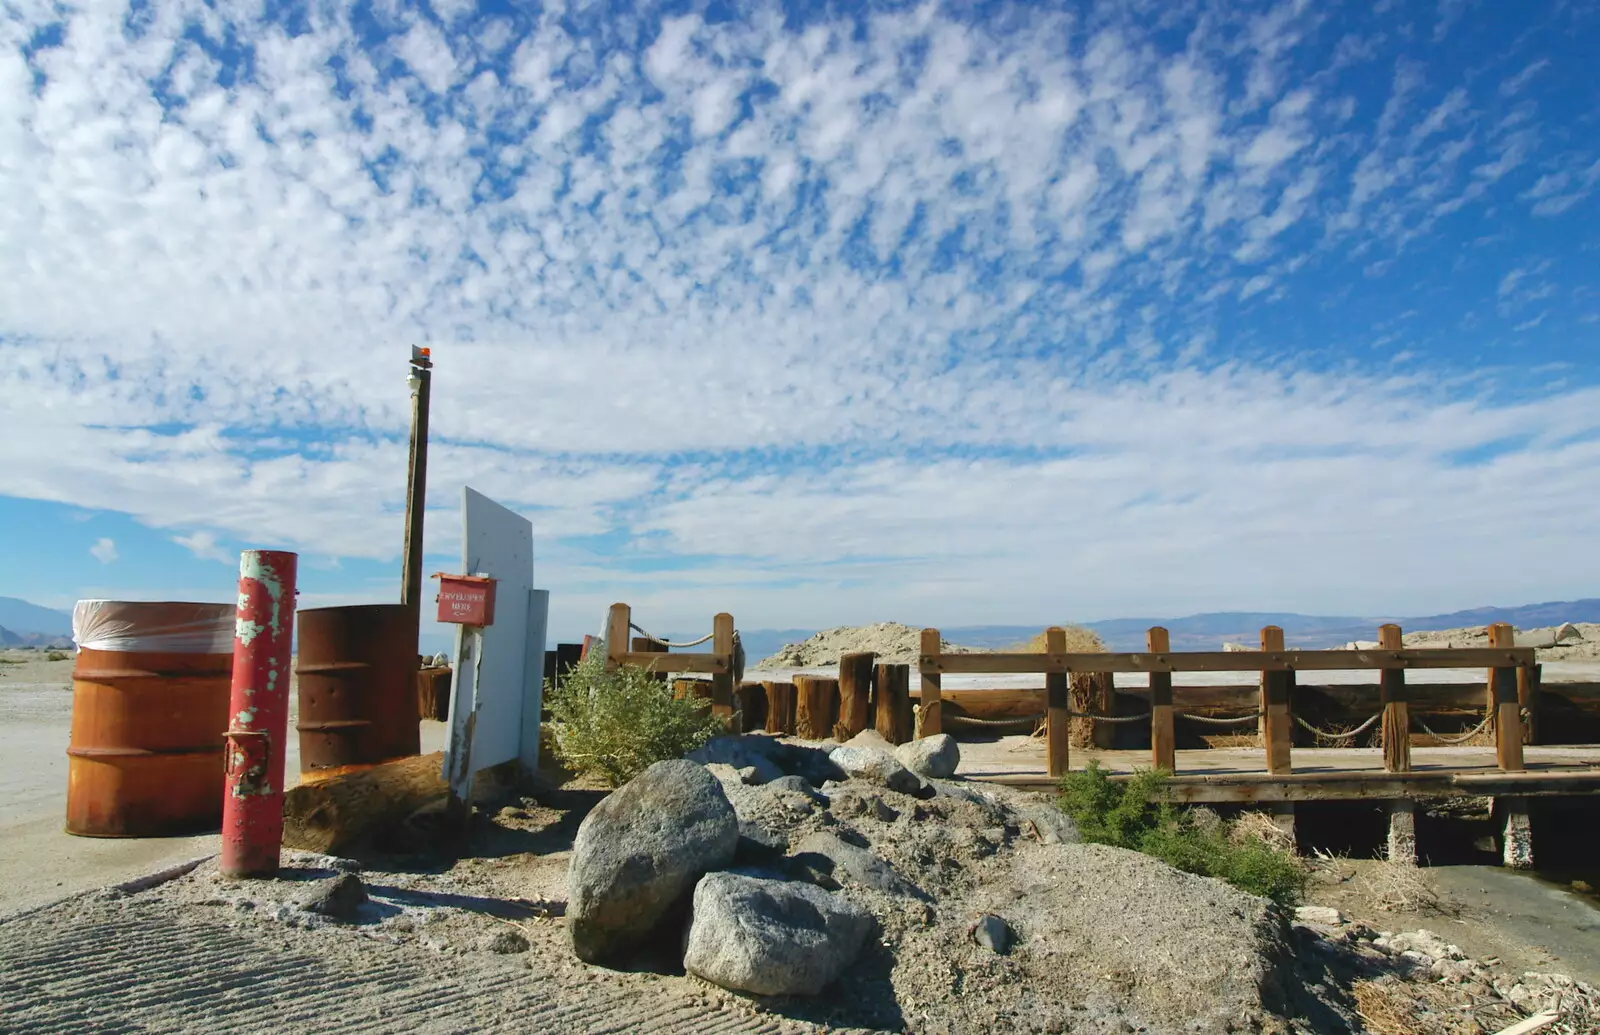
[220,550,298,878]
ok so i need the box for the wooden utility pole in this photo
[401,346,433,660]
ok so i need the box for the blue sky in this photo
[2,0,1598,646]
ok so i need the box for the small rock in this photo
[687,737,785,785]
[735,766,761,785]
[485,929,530,954]
[567,759,740,964]
[683,872,873,996]
[895,735,960,779]
[735,817,789,863]
[791,831,922,898]
[971,913,1012,954]
[1294,905,1343,926]
[827,745,924,796]
[766,775,824,801]
[297,873,367,921]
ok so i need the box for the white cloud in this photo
[172,531,235,565]
[0,0,1594,630]
[90,538,118,564]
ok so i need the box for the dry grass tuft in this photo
[1357,859,1443,914]
[1201,732,1262,748]
[1019,625,1107,653]
[1229,809,1297,853]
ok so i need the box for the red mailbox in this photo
[434,573,497,627]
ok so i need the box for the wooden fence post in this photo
[1260,626,1292,775]
[763,681,795,735]
[735,682,767,730]
[874,663,912,745]
[919,628,943,737]
[1521,663,1540,746]
[1487,623,1524,772]
[1046,626,1069,779]
[836,652,874,740]
[605,603,630,669]
[1379,624,1410,773]
[1148,627,1175,773]
[795,676,839,740]
[711,612,735,724]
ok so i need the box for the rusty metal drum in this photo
[66,601,236,837]
[295,604,420,779]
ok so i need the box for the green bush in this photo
[545,647,725,786]
[46,651,70,662]
[1058,762,1307,906]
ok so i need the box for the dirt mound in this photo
[1400,622,1600,662]
[754,623,990,669]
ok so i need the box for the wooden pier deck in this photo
[958,738,1600,802]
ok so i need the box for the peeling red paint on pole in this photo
[220,550,298,879]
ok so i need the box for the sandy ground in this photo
[0,649,448,916]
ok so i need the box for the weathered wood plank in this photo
[711,612,735,723]
[1149,627,1175,773]
[617,651,729,673]
[836,652,875,740]
[1379,624,1410,773]
[921,647,1537,674]
[919,628,943,738]
[1046,626,1069,779]
[874,664,912,745]
[1260,627,1292,775]
[1489,623,1524,772]
[795,676,839,741]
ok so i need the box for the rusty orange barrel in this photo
[296,604,420,780]
[66,601,236,837]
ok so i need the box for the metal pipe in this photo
[220,550,298,879]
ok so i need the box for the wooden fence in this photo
[602,602,737,722]
[920,622,1538,779]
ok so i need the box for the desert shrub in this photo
[1019,625,1106,653]
[46,651,70,662]
[545,647,724,786]
[1058,762,1307,906]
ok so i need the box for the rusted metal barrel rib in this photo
[296,604,420,780]
[66,601,235,838]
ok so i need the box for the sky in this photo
[1,0,1598,648]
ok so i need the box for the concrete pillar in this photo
[1386,800,1417,865]
[1269,802,1296,847]
[1500,797,1533,870]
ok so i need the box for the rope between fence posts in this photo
[626,623,716,648]
[1293,711,1383,743]
[1064,710,1153,724]
[1414,712,1495,745]
[1178,711,1266,726]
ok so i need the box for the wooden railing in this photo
[919,622,1538,779]
[604,602,736,722]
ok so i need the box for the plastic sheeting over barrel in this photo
[295,604,420,778]
[66,601,235,837]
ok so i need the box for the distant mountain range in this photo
[0,597,74,648]
[701,598,1600,661]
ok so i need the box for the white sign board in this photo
[444,487,549,799]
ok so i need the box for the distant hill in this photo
[0,597,73,638]
[738,599,1600,661]
[0,625,73,649]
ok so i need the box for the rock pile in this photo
[1289,907,1600,1034]
[566,731,1333,1032]
[754,622,990,668]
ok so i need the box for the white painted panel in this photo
[444,487,533,785]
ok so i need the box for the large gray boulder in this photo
[895,734,960,779]
[683,871,874,996]
[827,744,924,796]
[567,760,739,963]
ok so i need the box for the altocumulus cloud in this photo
[1,0,1598,629]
